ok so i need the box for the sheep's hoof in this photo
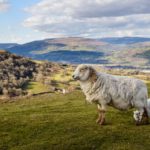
[99,119,105,125]
[135,119,149,126]
[142,117,149,125]
[135,121,149,126]
[96,118,101,124]
[135,122,140,126]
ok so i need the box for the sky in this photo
[0,0,150,43]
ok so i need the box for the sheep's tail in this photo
[146,99,150,118]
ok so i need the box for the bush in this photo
[3,88,8,95]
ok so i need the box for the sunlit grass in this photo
[0,83,150,149]
[50,68,73,82]
[24,66,77,94]
[25,82,50,94]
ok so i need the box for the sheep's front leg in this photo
[96,104,106,125]
[142,108,149,125]
[96,104,102,124]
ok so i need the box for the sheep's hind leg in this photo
[134,109,144,125]
[142,108,149,125]
[134,108,149,125]
[99,110,106,125]
[96,104,106,125]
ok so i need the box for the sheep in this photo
[72,64,149,125]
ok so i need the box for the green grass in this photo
[24,82,50,94]
[50,67,73,82]
[23,66,77,95]
[0,85,150,150]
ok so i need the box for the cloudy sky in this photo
[0,0,150,43]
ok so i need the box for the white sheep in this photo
[73,64,150,125]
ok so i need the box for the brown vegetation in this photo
[0,51,61,98]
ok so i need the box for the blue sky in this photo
[0,0,46,43]
[0,0,150,43]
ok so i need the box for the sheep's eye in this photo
[80,69,85,72]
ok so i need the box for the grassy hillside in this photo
[0,50,72,99]
[107,42,150,67]
[0,83,150,150]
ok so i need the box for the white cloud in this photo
[0,0,9,12]
[23,0,150,38]
[73,0,150,18]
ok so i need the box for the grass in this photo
[0,83,150,150]
[50,67,73,82]
[23,65,77,95]
[24,82,50,94]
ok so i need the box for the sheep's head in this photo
[72,64,97,82]
[133,110,143,122]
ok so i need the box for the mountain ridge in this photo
[99,37,150,44]
[0,43,19,49]
[1,37,150,67]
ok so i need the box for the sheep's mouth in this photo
[73,76,80,80]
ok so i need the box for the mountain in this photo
[99,37,150,44]
[6,37,117,64]
[0,43,19,49]
[3,37,150,67]
[7,37,110,55]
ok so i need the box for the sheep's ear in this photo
[89,67,97,82]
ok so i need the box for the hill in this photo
[7,37,108,53]
[0,50,69,99]
[0,50,36,97]
[6,37,119,64]
[2,37,150,67]
[0,86,150,149]
[99,37,150,44]
[0,43,19,49]
[107,42,150,67]
[0,51,150,149]
[7,37,109,55]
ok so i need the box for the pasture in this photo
[0,83,150,150]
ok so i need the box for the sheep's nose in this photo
[72,75,75,79]
[72,75,79,80]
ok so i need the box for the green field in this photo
[24,82,51,94]
[0,85,150,150]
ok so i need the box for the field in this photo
[0,82,150,150]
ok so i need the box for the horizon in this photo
[1,36,150,44]
[0,0,150,43]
